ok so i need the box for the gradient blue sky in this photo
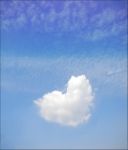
[1,0,127,149]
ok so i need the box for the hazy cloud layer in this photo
[1,56,127,94]
[34,75,93,126]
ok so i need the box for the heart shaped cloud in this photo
[34,75,94,127]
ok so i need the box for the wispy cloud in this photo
[34,75,93,126]
[1,1,87,31]
[1,55,127,93]
[1,0,127,40]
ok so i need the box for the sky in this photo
[0,0,127,149]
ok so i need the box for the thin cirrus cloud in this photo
[1,56,126,93]
[1,0,127,40]
[34,75,94,127]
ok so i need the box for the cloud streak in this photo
[1,55,127,93]
[34,75,93,126]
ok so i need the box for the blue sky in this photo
[1,0,127,149]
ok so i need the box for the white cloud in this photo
[34,75,94,127]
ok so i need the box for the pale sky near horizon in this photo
[1,0,127,149]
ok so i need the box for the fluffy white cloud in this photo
[34,75,94,127]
